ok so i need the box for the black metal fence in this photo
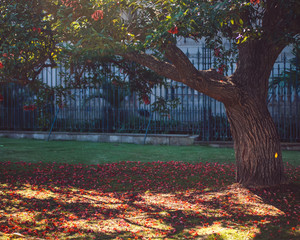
[0,46,299,142]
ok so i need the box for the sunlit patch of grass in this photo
[184,225,257,239]
[0,161,299,240]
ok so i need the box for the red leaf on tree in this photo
[62,0,81,11]
[23,104,37,111]
[217,64,226,75]
[142,96,150,105]
[250,0,260,4]
[3,53,14,59]
[214,48,220,57]
[32,27,41,33]
[92,10,104,21]
[217,67,224,75]
[168,26,179,34]
[0,61,3,69]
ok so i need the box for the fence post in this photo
[47,107,60,141]
[144,110,152,145]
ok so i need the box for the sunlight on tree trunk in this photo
[226,98,286,187]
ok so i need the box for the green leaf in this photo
[184,9,189,16]
[241,36,248,43]
[145,35,152,41]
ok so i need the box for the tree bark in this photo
[222,40,287,187]
[225,97,285,187]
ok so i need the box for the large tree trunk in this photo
[123,42,288,188]
[225,97,286,187]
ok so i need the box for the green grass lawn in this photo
[0,137,299,240]
[0,137,299,165]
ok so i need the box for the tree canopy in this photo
[51,0,299,62]
[0,0,59,85]
[44,0,299,103]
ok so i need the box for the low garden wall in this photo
[0,131,197,146]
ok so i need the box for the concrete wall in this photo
[1,131,299,150]
[0,131,197,146]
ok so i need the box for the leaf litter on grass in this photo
[0,161,299,239]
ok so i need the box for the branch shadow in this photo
[249,182,300,240]
[0,161,299,239]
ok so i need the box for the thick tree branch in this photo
[120,51,182,82]
[163,44,237,104]
[163,44,199,81]
[121,47,237,104]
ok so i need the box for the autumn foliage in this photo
[168,26,179,35]
[23,105,37,111]
[91,10,104,21]
[250,0,260,5]
[142,95,150,105]
[0,161,299,239]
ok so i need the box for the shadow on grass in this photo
[0,161,299,239]
[250,183,300,240]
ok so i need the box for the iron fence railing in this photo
[0,46,299,142]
